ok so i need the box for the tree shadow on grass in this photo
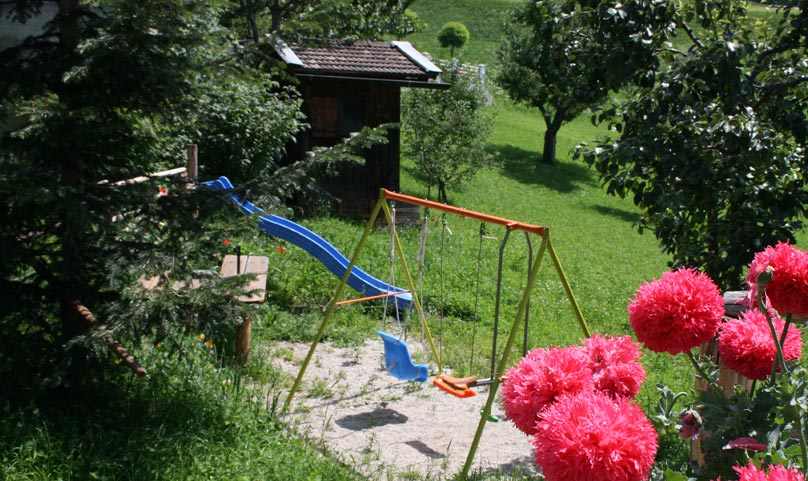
[588,204,642,225]
[491,143,594,193]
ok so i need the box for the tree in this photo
[437,21,469,58]
[402,61,496,204]
[577,0,808,290]
[0,0,412,395]
[224,0,419,42]
[496,0,674,165]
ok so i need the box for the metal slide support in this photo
[460,234,550,480]
[284,194,386,409]
[380,199,443,373]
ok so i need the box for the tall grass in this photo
[0,332,363,481]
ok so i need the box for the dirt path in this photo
[270,338,539,480]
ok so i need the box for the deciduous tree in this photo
[402,61,496,203]
[496,0,674,165]
[577,0,808,289]
[437,21,469,58]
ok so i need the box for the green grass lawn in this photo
[404,0,521,65]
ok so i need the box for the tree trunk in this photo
[541,126,558,165]
[538,108,564,166]
[437,181,448,204]
[58,0,81,50]
[270,0,285,33]
[240,0,260,43]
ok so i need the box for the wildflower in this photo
[746,242,808,315]
[223,239,230,247]
[723,437,768,452]
[678,410,701,440]
[501,346,594,435]
[158,187,168,197]
[711,461,806,481]
[205,340,214,349]
[533,391,658,481]
[583,333,646,399]
[198,333,205,340]
[628,268,724,354]
[718,309,802,380]
[276,245,286,254]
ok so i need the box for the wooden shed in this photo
[275,39,448,218]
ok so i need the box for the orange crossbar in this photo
[334,290,411,306]
[382,189,546,237]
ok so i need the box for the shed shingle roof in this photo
[275,39,441,83]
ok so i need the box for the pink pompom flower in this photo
[583,333,646,399]
[628,268,725,354]
[500,346,594,435]
[746,242,808,316]
[718,309,802,380]
[533,391,658,481]
[711,461,806,481]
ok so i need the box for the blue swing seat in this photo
[376,330,429,382]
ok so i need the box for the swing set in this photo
[284,188,590,480]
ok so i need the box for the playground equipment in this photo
[204,177,412,309]
[205,176,423,380]
[376,330,429,382]
[284,188,591,480]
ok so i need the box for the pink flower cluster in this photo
[719,309,803,380]
[500,334,655,481]
[534,391,658,481]
[628,268,725,354]
[746,241,808,315]
[712,461,805,481]
[628,245,806,381]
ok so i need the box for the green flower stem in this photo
[758,289,789,379]
[778,314,793,351]
[796,413,808,475]
[688,350,712,383]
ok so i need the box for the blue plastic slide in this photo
[204,176,412,309]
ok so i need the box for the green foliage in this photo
[183,76,304,185]
[496,0,675,165]
[577,0,808,289]
[226,0,419,42]
[402,60,497,203]
[649,346,808,480]
[0,0,258,392]
[437,21,470,57]
[0,0,401,395]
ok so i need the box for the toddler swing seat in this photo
[376,330,429,382]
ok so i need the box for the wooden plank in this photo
[723,291,748,318]
[139,275,201,291]
[219,255,268,303]
[723,290,808,322]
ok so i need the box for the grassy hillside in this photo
[262,0,689,411]
[405,0,521,65]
